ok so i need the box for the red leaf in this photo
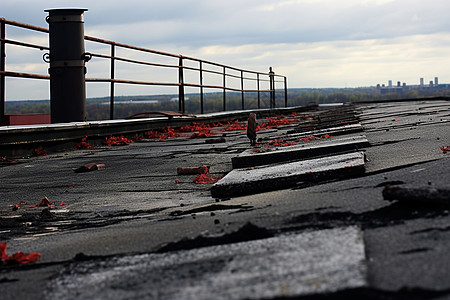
[74,136,92,149]
[33,196,55,207]
[193,174,221,184]
[0,243,7,259]
[0,243,41,265]
[9,251,41,264]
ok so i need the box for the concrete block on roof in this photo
[48,226,367,300]
[287,123,364,138]
[232,135,369,169]
[212,151,366,199]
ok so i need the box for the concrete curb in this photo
[232,135,369,169]
[211,151,366,198]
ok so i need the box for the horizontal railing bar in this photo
[0,70,281,92]
[85,36,181,59]
[184,82,275,93]
[0,18,48,33]
[0,70,277,91]
[181,55,269,76]
[182,65,272,82]
[90,53,177,69]
[86,78,180,86]
[0,70,49,80]
[1,38,49,51]
[184,83,241,92]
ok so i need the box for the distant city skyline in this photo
[378,76,441,88]
[3,0,450,100]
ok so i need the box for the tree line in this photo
[5,86,450,121]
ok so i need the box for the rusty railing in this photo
[0,17,288,124]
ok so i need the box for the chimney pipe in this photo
[45,8,88,123]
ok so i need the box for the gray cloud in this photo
[3,0,450,99]
[4,0,450,45]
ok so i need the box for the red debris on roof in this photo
[259,116,296,130]
[104,136,133,146]
[300,136,318,142]
[193,173,221,184]
[223,120,247,131]
[0,156,16,163]
[145,127,190,141]
[300,134,333,142]
[74,136,92,149]
[441,146,450,153]
[320,134,333,139]
[174,179,181,184]
[1,243,41,266]
[190,128,218,139]
[181,122,211,132]
[32,148,47,156]
[260,139,298,147]
[144,114,301,142]
[32,196,55,207]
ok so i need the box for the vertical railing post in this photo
[284,76,288,107]
[269,67,275,109]
[178,56,185,113]
[257,73,261,109]
[241,70,244,110]
[109,44,115,120]
[0,19,5,126]
[222,66,226,111]
[199,61,204,114]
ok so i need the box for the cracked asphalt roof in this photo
[1,100,450,299]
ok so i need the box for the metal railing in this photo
[0,17,288,124]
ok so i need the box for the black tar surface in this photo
[1,100,450,299]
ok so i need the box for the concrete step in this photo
[232,135,369,169]
[212,151,366,199]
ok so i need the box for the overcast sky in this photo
[3,0,450,99]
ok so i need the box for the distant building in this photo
[376,76,444,95]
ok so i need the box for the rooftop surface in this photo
[1,100,450,299]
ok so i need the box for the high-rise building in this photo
[388,80,392,87]
[420,78,424,87]
[435,77,439,86]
